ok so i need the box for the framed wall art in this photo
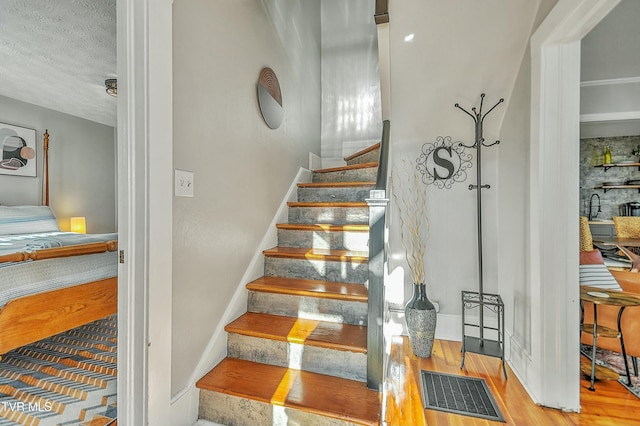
[0,122,37,177]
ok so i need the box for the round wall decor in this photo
[257,67,283,129]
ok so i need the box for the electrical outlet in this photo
[175,169,194,197]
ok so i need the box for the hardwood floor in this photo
[385,337,640,425]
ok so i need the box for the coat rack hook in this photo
[455,103,476,122]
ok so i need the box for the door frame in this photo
[529,0,620,411]
[117,0,173,423]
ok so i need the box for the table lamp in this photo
[70,216,86,234]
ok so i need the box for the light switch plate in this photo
[175,169,194,197]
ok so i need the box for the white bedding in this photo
[0,206,118,308]
[0,231,118,307]
[0,251,117,307]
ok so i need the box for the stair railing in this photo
[366,119,390,391]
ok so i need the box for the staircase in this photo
[196,143,382,426]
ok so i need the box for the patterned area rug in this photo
[0,315,117,425]
[581,344,640,399]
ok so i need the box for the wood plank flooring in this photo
[386,337,640,426]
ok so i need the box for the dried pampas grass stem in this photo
[393,159,429,285]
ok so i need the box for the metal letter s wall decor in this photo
[416,136,472,189]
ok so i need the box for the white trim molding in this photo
[581,111,640,122]
[117,0,174,423]
[581,76,640,87]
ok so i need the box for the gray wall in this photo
[171,0,321,395]
[580,0,640,138]
[581,0,640,81]
[580,135,640,219]
[0,94,116,233]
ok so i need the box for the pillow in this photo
[580,249,604,265]
[579,264,622,291]
[0,205,60,235]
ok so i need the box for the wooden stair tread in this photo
[247,276,368,302]
[344,143,381,162]
[288,201,368,208]
[276,223,369,232]
[313,162,379,174]
[263,246,368,262]
[225,312,367,353]
[197,358,381,425]
[297,181,376,188]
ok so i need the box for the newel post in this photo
[366,189,389,391]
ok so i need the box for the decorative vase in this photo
[405,283,437,358]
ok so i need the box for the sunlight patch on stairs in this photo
[286,319,320,345]
[286,318,319,370]
[296,298,344,323]
[272,404,289,425]
[287,343,304,370]
[270,369,300,407]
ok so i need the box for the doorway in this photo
[530,0,621,412]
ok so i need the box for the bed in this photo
[0,205,118,358]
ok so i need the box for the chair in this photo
[613,216,640,238]
[580,216,594,251]
[613,216,640,256]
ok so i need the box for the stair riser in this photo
[288,207,369,225]
[247,292,367,326]
[264,257,368,284]
[346,149,379,166]
[277,229,369,251]
[297,187,374,202]
[199,391,365,426]
[227,334,366,382]
[312,168,377,183]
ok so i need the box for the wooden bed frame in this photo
[0,131,118,358]
[0,241,118,357]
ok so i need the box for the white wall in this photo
[580,0,640,137]
[387,0,540,325]
[320,0,382,161]
[581,0,640,81]
[0,94,116,233]
[171,0,321,395]
[498,0,557,368]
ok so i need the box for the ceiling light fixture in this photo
[105,78,117,97]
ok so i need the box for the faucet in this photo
[588,193,601,221]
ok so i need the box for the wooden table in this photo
[580,286,640,391]
[593,237,640,247]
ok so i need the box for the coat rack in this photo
[456,93,507,378]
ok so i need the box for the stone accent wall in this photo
[580,135,640,220]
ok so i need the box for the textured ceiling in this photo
[0,0,117,127]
